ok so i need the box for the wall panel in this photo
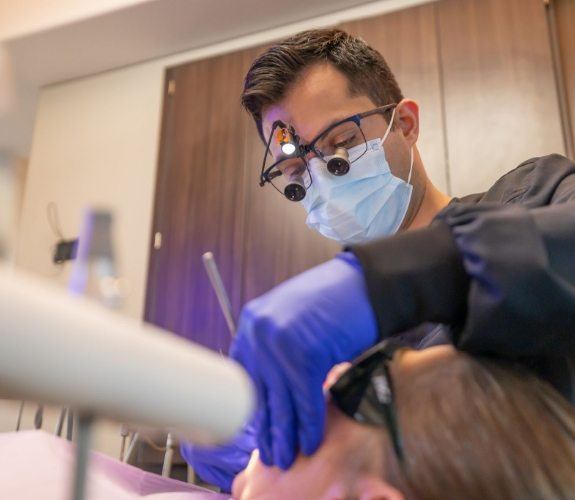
[145,53,249,352]
[342,3,449,193]
[555,0,575,157]
[437,0,564,196]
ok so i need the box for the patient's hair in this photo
[356,352,575,499]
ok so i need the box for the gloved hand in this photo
[230,252,378,469]
[180,421,256,493]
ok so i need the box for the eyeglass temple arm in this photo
[260,120,287,186]
[260,121,284,185]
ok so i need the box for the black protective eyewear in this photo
[259,104,397,201]
[329,339,405,464]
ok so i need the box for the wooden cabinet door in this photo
[342,3,450,194]
[437,0,565,196]
[555,0,575,157]
[145,53,249,353]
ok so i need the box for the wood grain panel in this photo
[239,47,341,304]
[437,0,564,196]
[145,53,248,353]
[555,0,575,157]
[342,3,449,193]
[145,73,178,333]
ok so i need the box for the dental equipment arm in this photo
[0,267,254,444]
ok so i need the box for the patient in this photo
[232,344,575,499]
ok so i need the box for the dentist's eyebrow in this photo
[298,113,354,145]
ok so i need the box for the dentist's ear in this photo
[395,99,420,147]
[357,475,405,500]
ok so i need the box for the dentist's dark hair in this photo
[241,28,404,140]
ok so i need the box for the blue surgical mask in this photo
[301,111,414,245]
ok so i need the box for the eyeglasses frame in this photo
[259,103,398,197]
[329,338,405,465]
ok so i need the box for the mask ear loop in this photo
[380,106,414,186]
[407,147,414,185]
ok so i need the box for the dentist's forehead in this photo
[262,103,329,146]
[260,62,375,144]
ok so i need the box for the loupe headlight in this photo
[284,177,307,202]
[326,147,350,176]
[277,128,298,156]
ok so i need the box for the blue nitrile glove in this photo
[180,421,256,493]
[229,252,378,469]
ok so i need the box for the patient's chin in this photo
[231,450,256,499]
[232,449,284,499]
[231,469,246,499]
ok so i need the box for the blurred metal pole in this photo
[71,413,93,500]
[0,152,16,262]
[15,401,25,431]
[202,252,236,337]
[66,409,75,441]
[162,433,174,477]
[33,405,44,429]
[123,432,139,464]
[55,407,67,436]
[119,424,130,461]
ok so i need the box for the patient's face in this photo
[232,345,455,500]
[232,404,381,500]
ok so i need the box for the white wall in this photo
[17,60,163,318]
[5,61,164,456]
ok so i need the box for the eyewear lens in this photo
[314,120,367,162]
[265,156,311,202]
[329,340,405,462]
